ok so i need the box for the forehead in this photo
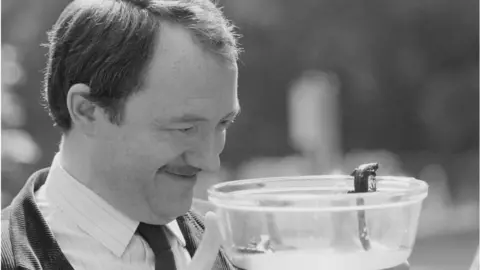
[129,23,239,122]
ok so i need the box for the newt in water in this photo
[349,162,380,251]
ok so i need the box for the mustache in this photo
[160,165,201,177]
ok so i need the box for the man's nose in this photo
[186,134,223,173]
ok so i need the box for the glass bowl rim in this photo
[207,175,429,211]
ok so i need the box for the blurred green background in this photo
[1,0,478,269]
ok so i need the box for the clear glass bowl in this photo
[208,175,429,270]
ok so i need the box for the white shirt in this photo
[35,154,192,270]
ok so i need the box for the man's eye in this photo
[177,126,195,133]
[168,125,196,134]
[219,119,235,130]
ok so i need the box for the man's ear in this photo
[66,83,98,135]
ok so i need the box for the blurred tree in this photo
[221,0,478,161]
[2,0,70,207]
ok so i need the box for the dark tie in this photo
[137,222,177,270]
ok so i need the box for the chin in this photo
[156,196,193,222]
[178,195,194,215]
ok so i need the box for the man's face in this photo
[90,24,239,224]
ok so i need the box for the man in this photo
[2,0,240,269]
[1,0,410,269]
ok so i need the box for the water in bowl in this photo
[231,241,409,270]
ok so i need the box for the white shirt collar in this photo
[44,153,187,257]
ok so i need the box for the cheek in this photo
[123,131,186,168]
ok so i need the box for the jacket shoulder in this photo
[1,207,15,270]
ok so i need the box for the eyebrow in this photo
[168,106,241,123]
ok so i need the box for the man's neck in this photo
[58,134,93,188]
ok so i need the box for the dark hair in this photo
[43,0,241,131]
